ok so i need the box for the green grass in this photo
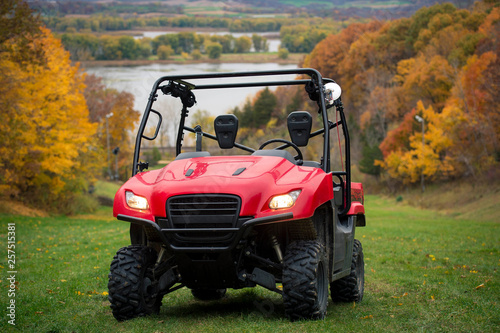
[0,196,498,332]
[390,178,499,223]
[94,180,121,200]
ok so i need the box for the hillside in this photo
[302,1,499,188]
[32,0,475,19]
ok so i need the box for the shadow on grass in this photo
[153,287,353,321]
[158,288,285,320]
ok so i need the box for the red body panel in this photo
[347,202,365,215]
[113,155,334,222]
[350,182,364,205]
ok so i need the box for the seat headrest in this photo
[287,111,312,147]
[214,115,238,149]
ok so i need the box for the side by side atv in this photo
[108,68,366,321]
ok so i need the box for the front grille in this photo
[166,194,241,244]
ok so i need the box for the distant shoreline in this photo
[74,27,281,39]
[79,52,305,68]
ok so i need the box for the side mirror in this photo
[324,82,342,105]
[214,115,238,149]
[142,109,162,141]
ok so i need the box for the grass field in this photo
[0,195,498,332]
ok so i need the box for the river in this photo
[84,62,299,117]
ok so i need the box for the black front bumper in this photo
[116,212,293,253]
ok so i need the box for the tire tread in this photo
[283,240,328,321]
[108,245,161,321]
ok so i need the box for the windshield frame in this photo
[131,68,352,214]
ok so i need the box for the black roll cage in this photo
[132,68,352,215]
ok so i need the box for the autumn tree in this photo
[278,47,289,59]
[0,0,43,61]
[441,49,499,177]
[0,21,99,212]
[302,21,384,84]
[206,42,222,59]
[280,24,331,53]
[301,1,498,184]
[394,54,455,112]
[252,34,268,52]
[157,44,174,60]
[378,4,499,181]
[377,102,455,184]
[210,34,234,53]
[83,74,140,180]
[234,36,252,53]
[118,36,140,60]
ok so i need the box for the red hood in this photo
[114,155,333,221]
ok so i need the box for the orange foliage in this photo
[443,51,499,176]
[379,109,417,159]
[395,54,454,111]
[302,0,498,182]
[303,21,384,83]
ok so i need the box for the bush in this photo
[157,45,173,60]
[206,42,222,59]
[278,47,289,59]
[191,49,202,60]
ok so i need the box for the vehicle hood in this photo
[114,155,333,221]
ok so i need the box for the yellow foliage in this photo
[381,101,455,184]
[0,27,98,203]
[394,58,415,84]
[266,117,278,130]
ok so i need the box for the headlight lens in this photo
[269,190,301,209]
[125,191,149,210]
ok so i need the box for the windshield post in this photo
[132,81,161,176]
[336,100,351,216]
[176,105,189,156]
[318,82,330,173]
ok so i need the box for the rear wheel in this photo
[330,239,364,302]
[191,288,227,301]
[108,245,162,321]
[282,240,328,321]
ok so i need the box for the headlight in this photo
[269,190,301,209]
[125,191,149,210]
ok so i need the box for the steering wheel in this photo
[258,139,303,163]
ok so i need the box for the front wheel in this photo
[108,245,162,321]
[282,240,328,321]
[330,239,364,302]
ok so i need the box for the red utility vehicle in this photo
[109,69,366,321]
